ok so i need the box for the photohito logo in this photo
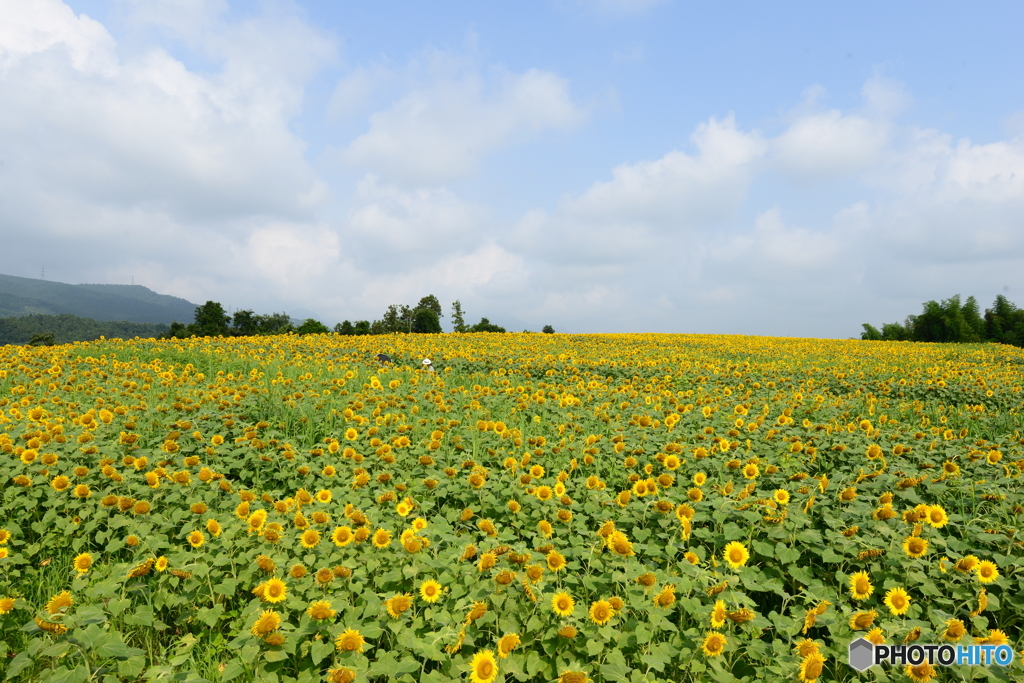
[848,637,1015,672]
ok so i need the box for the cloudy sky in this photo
[3,0,1023,336]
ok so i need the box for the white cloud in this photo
[347,175,488,255]
[0,0,118,76]
[511,114,765,263]
[244,222,341,288]
[327,65,393,120]
[343,65,586,184]
[0,0,336,312]
[773,109,889,179]
[112,0,228,41]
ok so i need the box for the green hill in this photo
[0,273,198,324]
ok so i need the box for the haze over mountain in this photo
[0,273,198,325]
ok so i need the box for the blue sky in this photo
[3,0,1023,336]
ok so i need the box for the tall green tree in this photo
[451,300,467,333]
[296,318,330,334]
[412,308,442,333]
[416,295,443,320]
[255,312,293,335]
[232,309,259,336]
[192,301,230,337]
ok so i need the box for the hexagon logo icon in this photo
[848,638,875,671]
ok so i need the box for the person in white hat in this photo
[421,358,435,372]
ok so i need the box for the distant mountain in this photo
[0,273,198,324]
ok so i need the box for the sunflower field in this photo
[1,333,1022,683]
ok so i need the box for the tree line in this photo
[162,295,556,339]
[0,314,169,346]
[861,294,1024,347]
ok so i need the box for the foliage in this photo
[192,302,232,338]
[412,310,441,334]
[1,334,1022,683]
[297,319,331,335]
[451,301,467,334]
[863,294,1024,347]
[542,326,555,335]
[0,313,169,345]
[468,318,507,333]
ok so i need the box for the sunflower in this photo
[742,463,759,479]
[327,668,356,683]
[335,628,365,652]
[883,587,911,616]
[300,529,321,549]
[865,627,885,645]
[385,593,412,619]
[497,633,520,659]
[636,572,656,588]
[51,475,72,492]
[466,602,488,623]
[546,550,567,572]
[206,519,222,536]
[187,531,205,548]
[477,553,497,572]
[849,571,873,601]
[263,578,287,603]
[589,600,613,626]
[606,531,635,557]
[926,505,949,527]
[559,672,589,683]
[468,650,498,683]
[251,610,281,636]
[0,597,15,614]
[419,579,443,603]
[73,552,93,574]
[976,560,999,583]
[978,628,1009,646]
[902,536,928,559]
[308,600,336,621]
[653,584,676,607]
[955,555,979,572]
[551,592,575,617]
[701,631,726,657]
[710,600,727,628]
[0,529,10,544]
[941,618,966,641]
[773,489,790,505]
[345,428,358,441]
[45,591,73,615]
[155,556,169,572]
[798,652,825,682]
[558,625,578,639]
[331,526,354,547]
[849,610,876,630]
[723,541,750,569]
[904,662,936,683]
[371,529,391,549]
[794,639,818,657]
